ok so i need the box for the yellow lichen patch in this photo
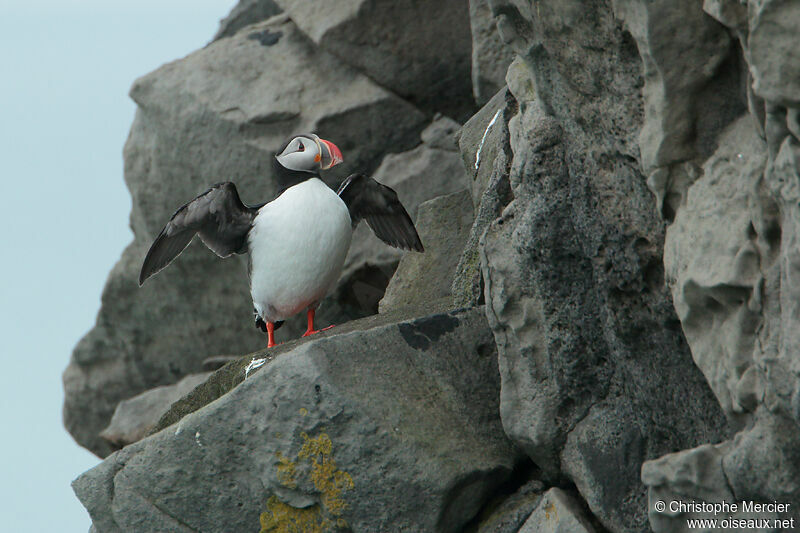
[299,407,309,416]
[275,451,297,489]
[298,432,332,459]
[260,496,327,533]
[298,433,355,517]
[261,432,354,533]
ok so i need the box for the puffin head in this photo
[275,133,343,173]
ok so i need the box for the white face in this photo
[275,135,321,172]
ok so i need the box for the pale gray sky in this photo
[0,1,236,530]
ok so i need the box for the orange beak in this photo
[318,138,343,169]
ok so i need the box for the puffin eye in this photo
[296,141,305,152]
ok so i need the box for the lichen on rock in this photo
[261,432,354,533]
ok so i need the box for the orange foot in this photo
[302,309,336,337]
[302,324,335,337]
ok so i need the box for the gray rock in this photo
[749,1,800,106]
[663,115,767,422]
[642,440,786,533]
[641,3,800,531]
[457,87,512,208]
[614,0,746,219]
[201,354,239,371]
[150,300,456,434]
[340,117,471,311]
[420,115,462,151]
[468,0,516,105]
[652,67,800,530]
[379,190,474,313]
[73,308,524,533]
[721,414,800,522]
[703,0,748,37]
[451,170,512,309]
[473,478,545,533]
[475,4,729,531]
[273,0,475,120]
[213,0,281,40]
[518,488,596,533]
[452,88,514,308]
[64,16,427,458]
[99,373,211,449]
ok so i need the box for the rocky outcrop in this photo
[273,0,475,120]
[662,116,765,425]
[615,0,743,221]
[99,372,211,449]
[518,488,597,533]
[73,308,524,533]
[472,478,544,533]
[69,0,800,531]
[379,189,474,313]
[641,2,800,530]
[64,14,428,458]
[338,116,470,317]
[213,0,281,40]
[470,1,731,529]
[468,0,516,105]
[452,88,514,307]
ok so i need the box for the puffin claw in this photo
[302,324,335,337]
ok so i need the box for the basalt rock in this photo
[273,0,476,120]
[73,308,524,533]
[644,2,800,529]
[379,190,474,314]
[99,373,211,449]
[69,0,800,530]
[518,488,597,533]
[451,88,515,308]
[474,2,730,530]
[213,0,282,41]
[339,116,470,317]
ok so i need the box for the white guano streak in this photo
[475,109,502,170]
[245,357,267,378]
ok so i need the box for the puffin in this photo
[138,133,423,347]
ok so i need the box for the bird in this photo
[138,133,424,348]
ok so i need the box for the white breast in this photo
[248,178,353,322]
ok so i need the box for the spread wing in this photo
[337,174,424,252]
[139,182,257,285]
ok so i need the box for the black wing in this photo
[337,174,424,252]
[139,182,257,285]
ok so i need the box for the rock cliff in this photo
[67,0,800,531]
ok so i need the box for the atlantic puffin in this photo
[138,133,423,347]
